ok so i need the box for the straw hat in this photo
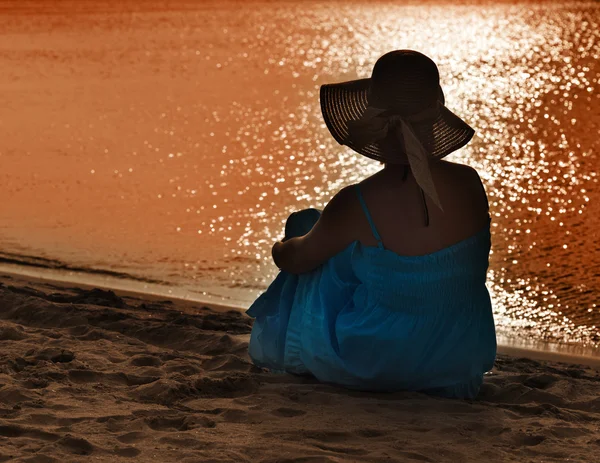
[320,50,474,210]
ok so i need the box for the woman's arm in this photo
[272,186,357,274]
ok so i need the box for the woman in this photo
[246,50,496,399]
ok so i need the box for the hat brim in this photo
[320,78,475,163]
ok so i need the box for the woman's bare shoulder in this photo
[436,161,485,190]
[324,184,359,215]
[434,161,489,214]
[437,159,481,176]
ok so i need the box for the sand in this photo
[1,273,599,463]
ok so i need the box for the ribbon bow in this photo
[347,104,443,211]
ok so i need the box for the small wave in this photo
[0,251,167,286]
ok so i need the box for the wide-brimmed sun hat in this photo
[320,50,474,210]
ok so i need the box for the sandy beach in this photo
[0,273,599,463]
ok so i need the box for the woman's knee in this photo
[284,208,322,240]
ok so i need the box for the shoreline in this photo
[2,266,600,366]
[0,263,253,310]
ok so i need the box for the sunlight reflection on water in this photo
[0,1,598,346]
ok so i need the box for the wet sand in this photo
[1,272,599,463]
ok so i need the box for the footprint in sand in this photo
[202,354,255,372]
[128,354,163,367]
[163,360,202,375]
[512,432,547,446]
[144,415,188,431]
[113,446,141,458]
[193,373,259,398]
[15,455,59,463]
[144,414,215,431]
[550,425,592,438]
[158,435,214,450]
[220,408,250,423]
[30,347,75,363]
[271,407,307,418]
[68,369,158,387]
[0,386,38,404]
[355,428,387,438]
[523,373,559,389]
[311,442,370,456]
[116,431,147,444]
[393,451,434,462]
[0,424,59,442]
[55,435,95,455]
[0,326,27,341]
[19,377,50,390]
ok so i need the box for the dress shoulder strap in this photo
[354,185,384,249]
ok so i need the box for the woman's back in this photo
[356,160,490,256]
[248,161,496,399]
[248,194,496,398]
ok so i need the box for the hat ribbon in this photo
[347,103,443,211]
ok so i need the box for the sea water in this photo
[0,0,598,348]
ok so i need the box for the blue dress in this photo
[247,185,496,399]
